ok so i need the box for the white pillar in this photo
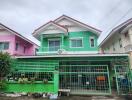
[129,52,132,69]
[128,27,132,44]
[128,28,132,69]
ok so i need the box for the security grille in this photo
[114,65,131,95]
[59,64,111,95]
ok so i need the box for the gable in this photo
[0,23,38,46]
[40,23,67,34]
[55,18,88,32]
[33,21,68,40]
[54,15,101,36]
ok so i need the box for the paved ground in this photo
[0,95,131,100]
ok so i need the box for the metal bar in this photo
[107,65,111,94]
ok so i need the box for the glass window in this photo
[119,38,122,48]
[23,46,26,53]
[0,42,9,50]
[48,39,60,51]
[112,43,115,51]
[35,48,38,55]
[90,37,95,47]
[71,38,83,47]
[15,43,19,51]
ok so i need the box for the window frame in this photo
[48,38,61,51]
[0,42,9,50]
[23,46,26,53]
[70,37,83,48]
[119,38,122,48]
[112,43,115,51]
[89,37,95,48]
[15,43,19,51]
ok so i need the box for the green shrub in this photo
[0,52,12,89]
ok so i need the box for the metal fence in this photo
[114,65,131,95]
[59,64,111,95]
[5,61,59,93]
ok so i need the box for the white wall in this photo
[56,18,88,32]
[101,30,130,53]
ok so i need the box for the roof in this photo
[99,18,132,47]
[32,15,102,39]
[33,21,68,36]
[0,23,39,47]
[15,53,128,58]
[54,15,102,35]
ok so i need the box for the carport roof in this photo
[15,53,129,59]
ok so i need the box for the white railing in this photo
[38,46,66,53]
[124,44,132,52]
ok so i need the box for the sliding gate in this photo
[59,65,111,95]
[114,65,131,95]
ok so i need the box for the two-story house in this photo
[0,23,39,56]
[4,15,131,96]
[99,18,132,69]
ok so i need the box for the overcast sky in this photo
[0,0,132,45]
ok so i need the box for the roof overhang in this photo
[33,21,68,40]
[99,18,132,47]
[0,23,39,47]
[15,53,129,59]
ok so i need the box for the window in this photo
[71,38,83,47]
[90,37,95,47]
[15,43,19,51]
[112,43,115,51]
[0,42,9,50]
[119,38,122,48]
[23,46,26,53]
[35,48,38,55]
[48,39,60,51]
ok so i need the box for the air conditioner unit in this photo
[57,49,65,54]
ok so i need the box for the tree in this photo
[0,52,12,80]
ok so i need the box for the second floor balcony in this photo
[37,46,67,55]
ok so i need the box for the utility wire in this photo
[104,6,132,34]
[98,0,123,24]
[99,6,132,44]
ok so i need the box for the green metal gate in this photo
[59,64,111,95]
[114,65,131,95]
[5,60,59,93]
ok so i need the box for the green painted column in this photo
[61,35,64,49]
[54,71,59,93]
[40,34,43,51]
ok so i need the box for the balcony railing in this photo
[37,46,66,54]
[124,44,132,52]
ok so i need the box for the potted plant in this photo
[43,78,48,84]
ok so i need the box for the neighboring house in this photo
[33,15,101,55]
[0,23,39,56]
[99,18,132,69]
[99,18,132,54]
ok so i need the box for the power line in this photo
[104,6,132,34]
[99,6,132,44]
[98,0,123,24]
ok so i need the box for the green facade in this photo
[4,60,59,93]
[3,56,132,95]
[38,31,98,54]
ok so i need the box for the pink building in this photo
[0,23,39,56]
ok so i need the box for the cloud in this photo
[0,0,132,45]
